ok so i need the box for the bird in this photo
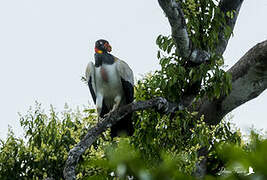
[85,39,134,138]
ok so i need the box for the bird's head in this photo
[95,39,112,54]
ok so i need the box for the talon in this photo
[104,113,109,118]
[97,116,101,122]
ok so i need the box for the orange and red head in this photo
[95,39,112,54]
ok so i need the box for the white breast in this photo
[95,63,125,109]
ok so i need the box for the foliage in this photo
[0,103,108,180]
[215,131,267,179]
[0,104,266,180]
[131,108,242,173]
[111,131,267,180]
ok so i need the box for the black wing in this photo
[121,78,134,104]
[85,62,97,104]
[88,76,96,104]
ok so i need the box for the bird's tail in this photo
[110,113,134,138]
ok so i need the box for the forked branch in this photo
[158,0,210,63]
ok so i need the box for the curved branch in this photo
[215,0,244,55]
[158,0,210,63]
[158,0,190,57]
[196,40,267,125]
[63,97,180,180]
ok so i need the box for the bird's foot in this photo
[97,116,101,122]
[111,104,119,112]
[103,111,112,118]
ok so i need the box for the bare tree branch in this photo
[158,0,189,57]
[63,97,180,180]
[215,0,244,55]
[195,40,267,125]
[194,147,208,178]
[158,0,210,63]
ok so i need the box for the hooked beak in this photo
[104,42,112,52]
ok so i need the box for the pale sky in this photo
[0,0,267,139]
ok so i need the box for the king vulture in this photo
[85,39,134,138]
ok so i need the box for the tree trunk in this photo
[195,40,267,125]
